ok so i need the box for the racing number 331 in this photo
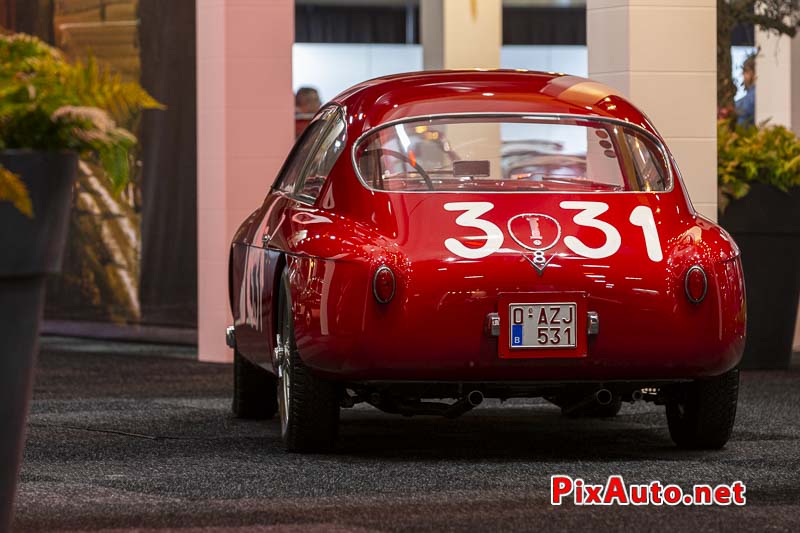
[443,201,663,262]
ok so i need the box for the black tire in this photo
[277,271,340,452]
[666,369,739,449]
[232,347,278,420]
[562,397,623,418]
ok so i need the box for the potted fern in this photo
[718,120,800,369]
[0,33,160,531]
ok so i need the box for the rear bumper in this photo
[294,285,746,382]
[289,255,746,383]
[344,378,693,401]
[303,333,745,382]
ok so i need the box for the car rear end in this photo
[276,77,745,451]
[302,113,744,384]
[325,195,744,383]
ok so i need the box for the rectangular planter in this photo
[719,182,800,370]
[0,150,77,532]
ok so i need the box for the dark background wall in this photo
[294,3,753,46]
[138,0,198,329]
[0,0,54,43]
[294,4,590,45]
[296,4,415,43]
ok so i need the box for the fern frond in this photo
[0,32,163,194]
[63,55,163,125]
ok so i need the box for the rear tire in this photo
[666,369,739,449]
[277,271,340,452]
[232,347,278,420]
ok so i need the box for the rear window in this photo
[353,115,671,193]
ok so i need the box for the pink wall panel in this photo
[197,0,294,362]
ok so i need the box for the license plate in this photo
[509,302,577,349]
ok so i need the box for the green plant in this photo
[718,118,800,210]
[0,32,162,214]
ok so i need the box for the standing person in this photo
[295,87,321,137]
[735,55,756,127]
[295,87,321,115]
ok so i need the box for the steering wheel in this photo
[370,148,435,191]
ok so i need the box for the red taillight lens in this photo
[685,265,707,304]
[373,265,395,304]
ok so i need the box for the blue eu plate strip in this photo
[511,324,523,347]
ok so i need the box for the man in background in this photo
[295,87,321,137]
[295,87,321,115]
[735,55,756,127]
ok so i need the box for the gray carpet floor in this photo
[12,341,800,532]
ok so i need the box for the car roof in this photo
[330,70,658,137]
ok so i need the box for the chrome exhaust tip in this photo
[467,390,484,407]
[595,389,613,406]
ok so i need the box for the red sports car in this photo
[227,71,745,452]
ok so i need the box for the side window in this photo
[296,113,346,201]
[276,108,335,194]
[623,131,670,192]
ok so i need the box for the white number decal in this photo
[629,206,663,262]
[444,202,663,261]
[559,201,621,259]
[443,202,504,259]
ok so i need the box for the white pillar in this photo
[587,0,718,221]
[421,0,502,70]
[196,0,294,362]
[756,30,800,135]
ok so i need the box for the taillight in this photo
[373,265,395,304]
[685,265,707,304]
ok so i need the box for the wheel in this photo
[232,347,278,419]
[666,369,739,449]
[562,397,622,418]
[276,270,340,452]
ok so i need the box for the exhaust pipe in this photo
[562,388,614,415]
[467,390,484,407]
[595,389,613,406]
[444,390,484,418]
[369,390,485,418]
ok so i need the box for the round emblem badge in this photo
[507,213,561,251]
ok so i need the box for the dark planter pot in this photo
[0,150,76,532]
[719,182,800,370]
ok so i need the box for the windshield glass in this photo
[354,116,671,193]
